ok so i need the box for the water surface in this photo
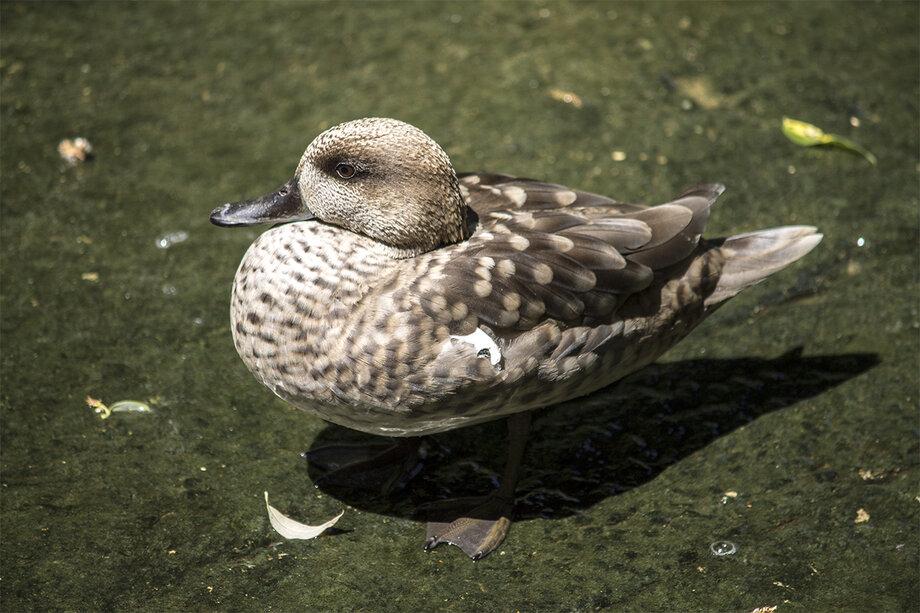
[1,1,917,610]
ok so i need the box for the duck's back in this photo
[379,174,819,433]
[443,173,721,331]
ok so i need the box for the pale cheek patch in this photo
[264,491,344,540]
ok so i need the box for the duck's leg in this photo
[305,437,424,495]
[423,411,531,560]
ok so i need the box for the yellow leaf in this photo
[547,88,584,109]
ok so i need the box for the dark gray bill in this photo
[210,177,313,227]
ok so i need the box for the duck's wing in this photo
[458,172,646,216]
[414,178,725,334]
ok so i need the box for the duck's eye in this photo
[335,162,357,179]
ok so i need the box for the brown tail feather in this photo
[705,226,823,307]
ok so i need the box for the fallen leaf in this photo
[81,272,99,282]
[85,395,111,419]
[264,491,343,540]
[547,88,584,109]
[675,76,725,110]
[782,117,876,165]
[855,508,870,524]
[58,137,93,165]
[110,400,153,415]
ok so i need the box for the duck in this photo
[210,117,822,559]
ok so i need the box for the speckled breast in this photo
[229,222,400,424]
[228,222,487,436]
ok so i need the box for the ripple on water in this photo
[710,540,738,556]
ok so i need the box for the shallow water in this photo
[1,1,917,610]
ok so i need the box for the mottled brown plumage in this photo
[212,117,822,558]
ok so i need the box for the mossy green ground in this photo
[1,1,917,610]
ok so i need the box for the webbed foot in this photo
[422,493,514,559]
[420,411,532,560]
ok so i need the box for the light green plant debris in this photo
[782,117,877,166]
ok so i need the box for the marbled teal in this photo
[211,117,821,558]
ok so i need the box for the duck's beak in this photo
[210,177,313,227]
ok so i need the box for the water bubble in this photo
[710,540,737,556]
[856,237,865,247]
[162,284,178,296]
[156,230,189,249]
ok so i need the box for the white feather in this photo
[446,327,501,366]
[264,491,343,540]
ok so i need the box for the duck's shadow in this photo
[305,348,877,521]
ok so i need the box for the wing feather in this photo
[406,175,724,333]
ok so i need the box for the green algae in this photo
[1,1,917,610]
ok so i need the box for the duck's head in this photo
[210,117,468,253]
